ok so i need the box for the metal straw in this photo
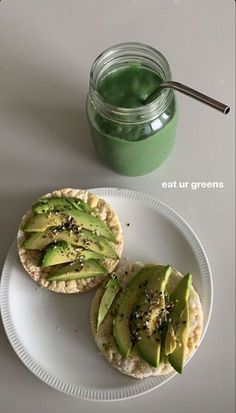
[145,81,230,114]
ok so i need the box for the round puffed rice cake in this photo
[90,262,203,379]
[17,188,123,294]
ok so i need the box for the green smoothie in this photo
[98,65,162,109]
[87,63,177,176]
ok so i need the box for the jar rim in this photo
[89,42,174,124]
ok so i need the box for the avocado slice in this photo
[32,197,92,214]
[113,265,167,358]
[167,273,192,374]
[134,265,172,367]
[23,228,118,258]
[97,277,121,331]
[24,213,62,232]
[46,259,108,282]
[24,210,115,241]
[40,241,104,267]
[165,325,177,356]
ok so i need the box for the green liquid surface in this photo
[98,65,162,108]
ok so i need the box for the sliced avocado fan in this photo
[22,196,119,281]
[93,265,193,374]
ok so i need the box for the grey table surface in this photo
[0,1,235,412]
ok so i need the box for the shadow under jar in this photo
[86,42,177,177]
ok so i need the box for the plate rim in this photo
[0,187,213,401]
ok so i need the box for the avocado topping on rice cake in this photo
[17,188,123,293]
[90,263,203,378]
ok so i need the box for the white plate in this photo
[0,188,212,401]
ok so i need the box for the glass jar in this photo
[86,42,177,176]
